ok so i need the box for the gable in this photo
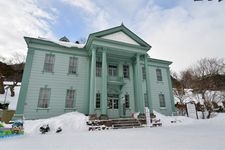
[101,31,139,46]
[86,24,151,50]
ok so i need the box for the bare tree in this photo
[5,52,25,97]
[190,58,225,118]
[78,37,86,44]
[172,71,192,115]
[8,52,26,65]
[0,74,4,94]
[191,58,225,77]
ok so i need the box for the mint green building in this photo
[15,25,175,119]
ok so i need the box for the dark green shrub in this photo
[0,122,4,128]
[4,130,12,135]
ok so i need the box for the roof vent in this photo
[59,36,70,42]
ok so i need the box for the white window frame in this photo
[65,89,76,108]
[156,69,163,81]
[68,57,78,75]
[108,65,118,77]
[43,54,55,73]
[38,87,51,108]
[159,93,166,108]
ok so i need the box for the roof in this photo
[24,37,85,49]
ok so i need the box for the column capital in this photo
[102,47,107,51]
[91,47,96,51]
[144,53,150,58]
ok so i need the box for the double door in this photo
[107,94,119,118]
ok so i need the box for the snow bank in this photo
[153,110,195,126]
[24,112,88,135]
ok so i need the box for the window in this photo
[68,57,78,74]
[43,54,55,72]
[142,67,146,80]
[159,94,166,107]
[65,89,75,108]
[156,69,162,81]
[96,93,101,109]
[38,87,51,108]
[108,65,118,76]
[96,62,102,77]
[114,99,119,109]
[144,93,148,107]
[123,65,129,78]
[108,99,112,109]
[125,94,129,108]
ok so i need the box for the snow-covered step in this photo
[111,118,142,129]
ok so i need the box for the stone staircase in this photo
[111,118,143,129]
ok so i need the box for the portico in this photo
[86,25,154,118]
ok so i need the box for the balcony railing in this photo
[107,76,125,85]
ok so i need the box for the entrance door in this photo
[107,94,119,118]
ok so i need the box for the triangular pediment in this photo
[101,31,140,46]
[86,24,151,50]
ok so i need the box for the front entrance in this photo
[107,94,119,118]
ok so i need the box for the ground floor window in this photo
[125,94,129,108]
[96,93,101,108]
[159,94,166,107]
[38,87,51,108]
[65,89,75,108]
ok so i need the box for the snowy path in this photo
[1,116,225,150]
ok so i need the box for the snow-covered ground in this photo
[1,111,225,150]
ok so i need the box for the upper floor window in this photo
[156,69,162,81]
[68,57,78,74]
[43,54,55,72]
[142,67,146,80]
[96,62,102,77]
[108,65,118,77]
[123,65,129,78]
[65,89,75,108]
[159,94,166,108]
[38,86,51,108]
[96,93,101,109]
[125,94,129,108]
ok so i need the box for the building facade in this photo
[15,25,175,119]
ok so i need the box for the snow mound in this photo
[153,110,195,126]
[24,112,88,135]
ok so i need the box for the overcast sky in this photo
[0,0,224,72]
